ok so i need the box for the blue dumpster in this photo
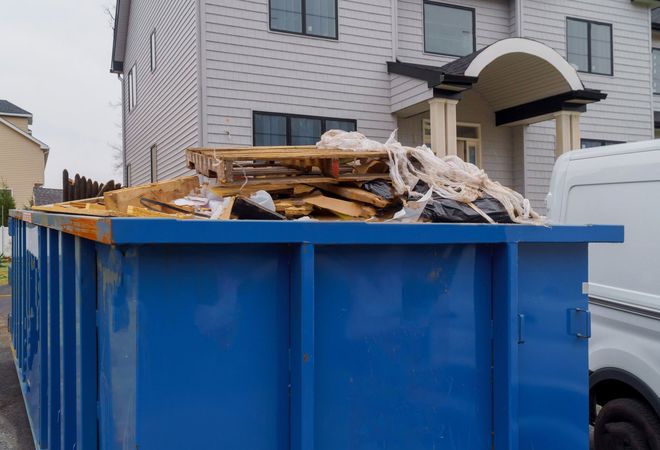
[8,210,622,450]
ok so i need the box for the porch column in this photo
[428,98,459,157]
[445,100,458,156]
[429,98,446,156]
[554,111,581,157]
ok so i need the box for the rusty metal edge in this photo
[9,210,113,244]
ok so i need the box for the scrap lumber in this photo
[126,206,195,219]
[312,184,390,208]
[104,176,199,214]
[293,184,315,196]
[302,193,376,219]
[274,198,314,218]
[186,146,390,184]
[32,198,115,217]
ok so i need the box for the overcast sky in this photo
[1,0,122,188]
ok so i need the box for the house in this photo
[111,0,658,212]
[0,100,49,208]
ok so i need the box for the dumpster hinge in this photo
[568,308,591,339]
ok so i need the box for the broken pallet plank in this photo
[312,184,390,208]
[104,176,199,214]
[303,193,376,218]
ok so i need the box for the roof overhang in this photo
[0,116,49,151]
[387,61,477,92]
[463,38,584,91]
[1,112,33,125]
[496,89,608,127]
[388,38,606,125]
[110,0,131,74]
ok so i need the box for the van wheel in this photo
[594,398,660,450]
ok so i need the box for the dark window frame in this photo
[268,0,339,40]
[423,1,476,58]
[127,64,137,112]
[566,17,614,76]
[252,111,356,146]
[150,30,157,72]
[150,144,158,182]
[580,138,624,149]
[653,48,660,95]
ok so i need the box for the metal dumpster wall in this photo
[8,215,610,450]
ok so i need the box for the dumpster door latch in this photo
[568,308,591,339]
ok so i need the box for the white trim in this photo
[464,38,584,91]
[0,116,49,150]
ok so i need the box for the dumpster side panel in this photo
[47,228,61,450]
[313,244,493,450]
[517,243,590,449]
[98,244,292,450]
[22,223,43,446]
[97,244,137,450]
[59,232,77,449]
[136,245,291,450]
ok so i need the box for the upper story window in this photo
[253,112,355,146]
[653,48,660,94]
[150,31,157,72]
[270,0,338,39]
[567,18,613,75]
[423,2,475,57]
[127,65,137,111]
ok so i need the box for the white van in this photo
[547,140,660,449]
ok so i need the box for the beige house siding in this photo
[2,117,30,132]
[0,123,45,208]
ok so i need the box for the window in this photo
[270,0,338,39]
[581,139,623,148]
[253,112,355,146]
[125,163,132,187]
[567,18,613,75]
[654,48,660,94]
[150,145,158,182]
[127,65,137,111]
[423,2,475,57]
[150,31,157,72]
[423,120,481,165]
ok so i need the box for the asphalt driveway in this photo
[0,284,34,450]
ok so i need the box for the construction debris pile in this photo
[32,131,544,224]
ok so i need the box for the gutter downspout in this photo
[516,0,523,37]
[119,73,127,186]
[391,0,398,60]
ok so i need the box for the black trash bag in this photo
[362,179,395,200]
[421,194,513,223]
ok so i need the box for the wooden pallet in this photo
[186,146,390,184]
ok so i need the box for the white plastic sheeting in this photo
[1,227,10,257]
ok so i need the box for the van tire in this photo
[594,398,660,450]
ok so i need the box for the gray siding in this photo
[397,0,511,65]
[653,30,660,112]
[203,0,396,146]
[123,0,200,185]
[390,74,433,113]
[522,0,653,210]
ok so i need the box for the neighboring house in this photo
[111,0,659,212]
[0,100,49,208]
[33,186,63,206]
